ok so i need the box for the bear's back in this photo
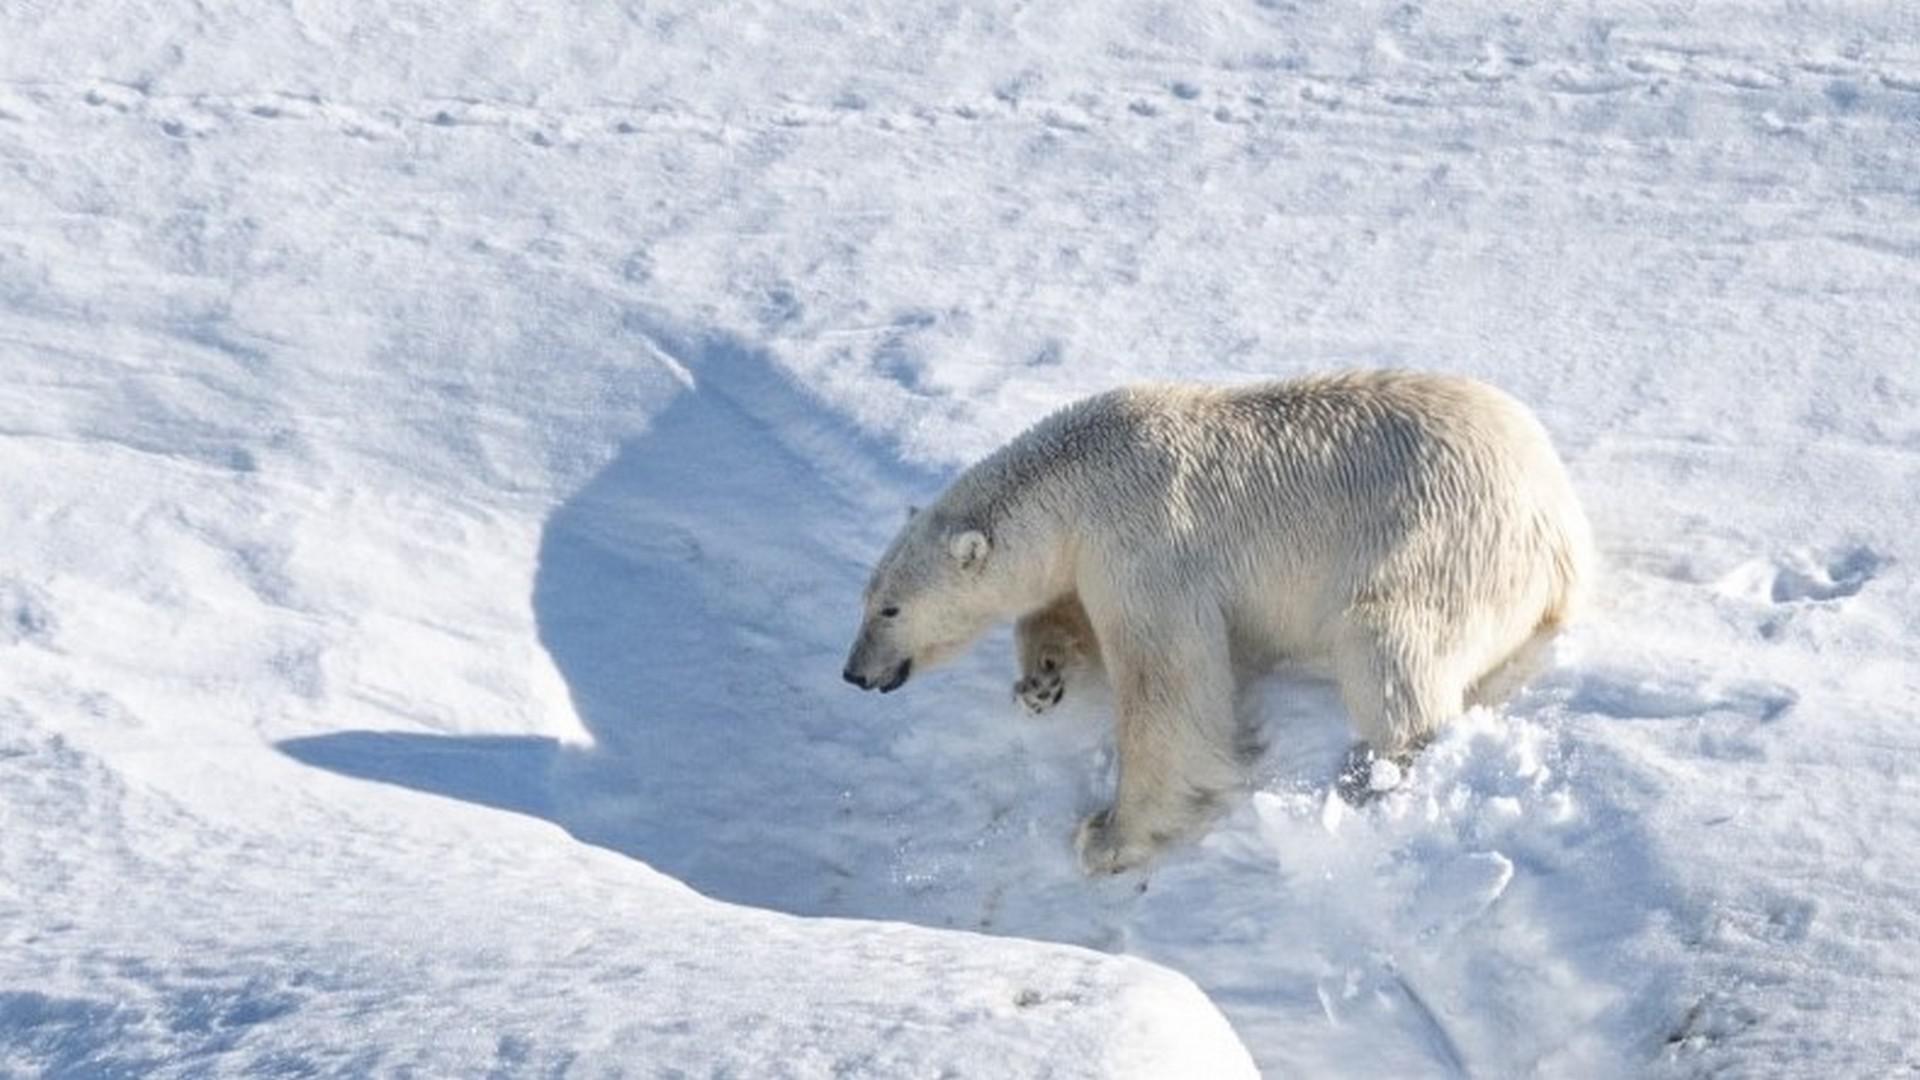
[1048,372,1589,633]
[1060,371,1565,517]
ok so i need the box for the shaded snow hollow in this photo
[5,2,1920,1076]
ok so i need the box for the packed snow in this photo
[4,2,1919,1076]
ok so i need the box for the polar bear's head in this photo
[843,508,1004,694]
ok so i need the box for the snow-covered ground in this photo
[5,3,1919,1076]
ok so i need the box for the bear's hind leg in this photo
[1014,592,1097,715]
[1332,610,1464,779]
[1076,602,1241,874]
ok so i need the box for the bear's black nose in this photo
[842,668,870,690]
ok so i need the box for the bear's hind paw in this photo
[1335,743,1408,805]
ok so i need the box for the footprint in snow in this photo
[1568,673,1796,724]
[1716,545,1883,605]
[0,579,57,648]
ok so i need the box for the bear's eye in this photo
[879,606,900,618]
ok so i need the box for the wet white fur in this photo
[846,371,1593,874]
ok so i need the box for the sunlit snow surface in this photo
[4,3,1919,1076]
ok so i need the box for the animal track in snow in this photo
[1717,545,1883,605]
[1569,672,1797,724]
[1567,672,1798,765]
[9,31,1914,162]
[1767,546,1882,603]
[0,578,57,648]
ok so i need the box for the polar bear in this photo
[842,371,1593,874]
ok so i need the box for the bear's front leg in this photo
[1075,605,1241,874]
[1013,592,1097,716]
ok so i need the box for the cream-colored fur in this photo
[843,371,1594,874]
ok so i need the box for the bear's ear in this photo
[905,505,920,521]
[948,529,990,570]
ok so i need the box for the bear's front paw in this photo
[1014,668,1066,714]
[1074,808,1156,875]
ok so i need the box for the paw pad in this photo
[1014,671,1066,714]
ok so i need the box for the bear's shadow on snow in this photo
[279,323,1118,926]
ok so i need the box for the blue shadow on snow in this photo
[278,323,999,918]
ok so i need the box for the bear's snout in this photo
[842,638,912,693]
[842,658,911,693]
[875,659,911,693]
